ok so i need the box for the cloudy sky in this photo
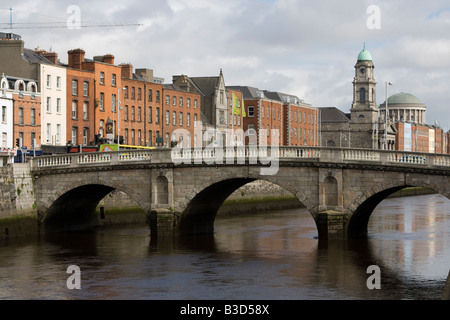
[2,0,450,131]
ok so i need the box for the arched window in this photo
[359,88,366,102]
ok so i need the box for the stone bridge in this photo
[30,146,450,239]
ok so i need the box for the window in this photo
[19,108,23,125]
[138,88,142,100]
[173,96,176,106]
[83,102,88,120]
[124,86,129,99]
[100,72,105,85]
[72,80,78,95]
[187,98,191,108]
[172,111,176,125]
[46,123,51,143]
[124,105,128,121]
[83,128,88,145]
[166,110,170,125]
[148,89,153,102]
[194,114,198,127]
[99,120,104,137]
[138,107,141,122]
[72,101,77,119]
[194,99,198,108]
[31,109,35,125]
[56,124,61,143]
[138,130,142,146]
[83,82,89,96]
[248,106,254,117]
[359,88,366,102]
[57,98,61,114]
[112,74,116,86]
[72,128,77,145]
[179,112,183,126]
[1,106,6,123]
[112,94,116,112]
[156,91,160,103]
[56,76,61,89]
[31,132,35,147]
[165,95,170,105]
[149,130,153,146]
[46,75,51,88]
[47,97,51,113]
[125,129,128,144]
[248,124,255,135]
[131,106,135,121]
[99,93,104,111]
[131,129,135,145]
[261,106,264,118]
[180,97,183,107]
[131,87,135,99]
[187,113,191,127]
[148,107,152,123]
[156,107,160,124]
[267,107,270,118]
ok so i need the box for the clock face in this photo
[360,67,365,74]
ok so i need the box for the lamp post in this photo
[385,81,393,150]
[117,87,126,150]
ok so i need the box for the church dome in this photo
[357,47,372,61]
[381,92,425,106]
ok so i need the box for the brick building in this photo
[162,82,202,147]
[65,60,95,146]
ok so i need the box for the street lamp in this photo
[385,81,393,150]
[117,87,126,150]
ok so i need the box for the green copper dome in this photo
[381,92,425,106]
[357,48,372,61]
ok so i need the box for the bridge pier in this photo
[147,209,180,237]
[315,210,349,240]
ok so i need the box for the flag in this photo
[241,99,246,117]
[232,93,239,115]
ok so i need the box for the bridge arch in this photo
[38,180,148,233]
[346,179,450,238]
[176,173,317,236]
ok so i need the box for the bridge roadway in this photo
[30,146,450,239]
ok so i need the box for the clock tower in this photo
[350,44,378,124]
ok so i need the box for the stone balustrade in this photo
[30,147,450,170]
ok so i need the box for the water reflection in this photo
[0,194,449,300]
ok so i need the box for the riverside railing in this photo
[30,147,450,170]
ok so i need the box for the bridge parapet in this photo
[30,146,450,172]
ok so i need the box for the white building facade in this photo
[40,64,67,146]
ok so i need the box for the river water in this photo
[0,194,449,301]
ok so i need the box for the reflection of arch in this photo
[324,176,338,206]
[347,181,450,238]
[156,176,169,205]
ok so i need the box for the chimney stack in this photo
[121,64,133,79]
[40,51,58,65]
[103,54,115,65]
[68,49,86,69]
